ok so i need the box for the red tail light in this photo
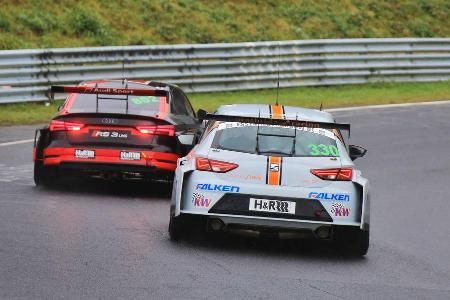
[49,120,84,131]
[196,157,238,173]
[136,125,175,136]
[310,168,353,181]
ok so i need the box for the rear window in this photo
[67,94,165,116]
[212,124,340,157]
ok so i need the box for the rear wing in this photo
[50,85,168,97]
[197,109,351,138]
[50,85,168,114]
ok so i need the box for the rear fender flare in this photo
[34,127,50,161]
[353,176,370,231]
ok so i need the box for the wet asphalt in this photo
[1,103,450,299]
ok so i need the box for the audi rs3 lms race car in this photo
[169,104,370,255]
[33,80,200,186]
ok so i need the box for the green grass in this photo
[1,81,449,126]
[0,0,449,49]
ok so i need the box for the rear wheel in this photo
[34,160,56,187]
[334,226,369,256]
[168,215,185,241]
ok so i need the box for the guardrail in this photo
[1,38,449,104]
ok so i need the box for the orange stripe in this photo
[267,156,281,185]
[271,105,283,119]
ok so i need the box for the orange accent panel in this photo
[271,105,283,119]
[267,156,281,185]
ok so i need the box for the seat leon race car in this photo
[169,104,370,255]
[33,80,200,186]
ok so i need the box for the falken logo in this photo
[308,192,350,201]
[192,193,211,207]
[196,183,240,193]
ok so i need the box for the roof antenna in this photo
[319,101,323,111]
[275,42,281,106]
[121,39,126,85]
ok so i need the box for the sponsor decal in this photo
[330,202,350,217]
[196,183,240,193]
[308,192,350,201]
[192,193,211,207]
[120,151,141,161]
[249,198,296,214]
[228,174,262,181]
[74,149,95,159]
[92,130,128,138]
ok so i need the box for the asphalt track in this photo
[1,103,450,299]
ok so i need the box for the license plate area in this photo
[249,198,296,214]
[74,149,95,159]
[120,151,141,161]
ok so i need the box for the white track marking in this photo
[326,100,450,112]
[0,139,34,147]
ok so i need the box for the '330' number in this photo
[308,144,339,156]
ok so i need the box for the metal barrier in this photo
[0,38,449,104]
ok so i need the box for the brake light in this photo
[136,125,174,136]
[310,168,353,181]
[49,120,84,131]
[196,157,238,173]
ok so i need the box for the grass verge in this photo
[0,81,449,126]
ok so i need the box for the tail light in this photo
[49,120,84,131]
[310,168,353,181]
[136,125,174,136]
[196,157,238,173]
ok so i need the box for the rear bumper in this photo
[180,210,362,229]
[42,147,179,172]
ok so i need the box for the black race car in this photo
[33,79,200,186]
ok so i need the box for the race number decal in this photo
[131,96,159,105]
[308,144,339,156]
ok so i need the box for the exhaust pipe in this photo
[208,218,225,231]
[315,226,331,239]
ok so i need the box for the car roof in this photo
[215,104,335,123]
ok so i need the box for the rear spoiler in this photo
[50,85,167,97]
[197,109,350,137]
[50,85,168,114]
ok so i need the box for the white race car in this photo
[169,104,370,255]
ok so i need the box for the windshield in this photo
[66,94,166,116]
[212,124,341,157]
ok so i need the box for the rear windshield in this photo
[212,124,340,157]
[67,94,165,116]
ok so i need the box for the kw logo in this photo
[331,203,350,217]
[192,193,211,208]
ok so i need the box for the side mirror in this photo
[349,145,367,161]
[197,109,207,121]
[177,134,195,146]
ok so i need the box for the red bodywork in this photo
[34,80,182,175]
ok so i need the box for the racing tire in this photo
[334,226,369,256]
[34,160,56,187]
[168,215,185,241]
